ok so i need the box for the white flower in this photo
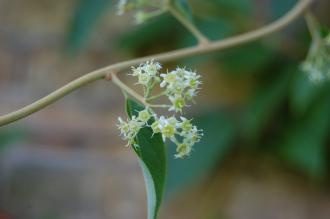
[160,67,202,113]
[118,61,203,158]
[117,0,128,15]
[174,142,193,159]
[169,95,185,113]
[138,72,152,85]
[117,115,144,146]
[131,65,143,76]
[134,11,148,24]
[143,60,162,76]
[117,117,130,138]
[131,60,162,87]
[129,115,144,132]
[183,125,202,144]
[174,124,203,158]
[160,71,177,88]
[151,120,161,133]
[301,31,330,84]
[301,62,325,83]
[154,116,177,141]
[185,89,198,101]
[178,116,192,133]
[138,109,151,122]
[184,70,202,90]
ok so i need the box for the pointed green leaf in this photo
[125,99,166,219]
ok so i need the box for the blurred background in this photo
[1,0,330,218]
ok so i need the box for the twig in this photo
[167,5,209,45]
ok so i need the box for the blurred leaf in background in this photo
[0,127,26,153]
[66,0,112,54]
[166,110,236,195]
[290,69,327,116]
[115,14,179,51]
[241,64,291,141]
[277,90,330,178]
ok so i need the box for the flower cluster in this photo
[117,109,151,146]
[117,60,203,158]
[301,31,330,84]
[161,67,201,112]
[117,0,166,24]
[151,116,202,158]
[131,60,161,86]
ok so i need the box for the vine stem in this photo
[0,0,313,127]
[304,11,321,42]
[167,5,209,45]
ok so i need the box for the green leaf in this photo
[125,99,166,219]
[221,43,276,75]
[65,0,111,53]
[170,0,193,21]
[115,14,177,51]
[277,93,330,178]
[166,110,236,195]
[242,68,290,140]
[290,69,326,116]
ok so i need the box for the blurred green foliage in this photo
[0,126,26,153]
[65,0,330,196]
[166,110,236,195]
[65,0,112,54]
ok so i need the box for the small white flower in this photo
[117,117,130,138]
[302,62,325,83]
[160,67,202,112]
[143,60,162,76]
[174,124,203,158]
[117,115,144,146]
[138,72,152,85]
[131,60,162,87]
[301,31,330,84]
[131,65,143,76]
[183,125,202,144]
[151,120,161,133]
[117,0,128,15]
[160,71,177,88]
[178,117,192,133]
[174,142,193,159]
[128,115,144,133]
[138,109,151,122]
[185,71,202,90]
[118,61,203,158]
[135,11,148,24]
[155,116,178,141]
[185,89,197,101]
[169,95,185,113]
